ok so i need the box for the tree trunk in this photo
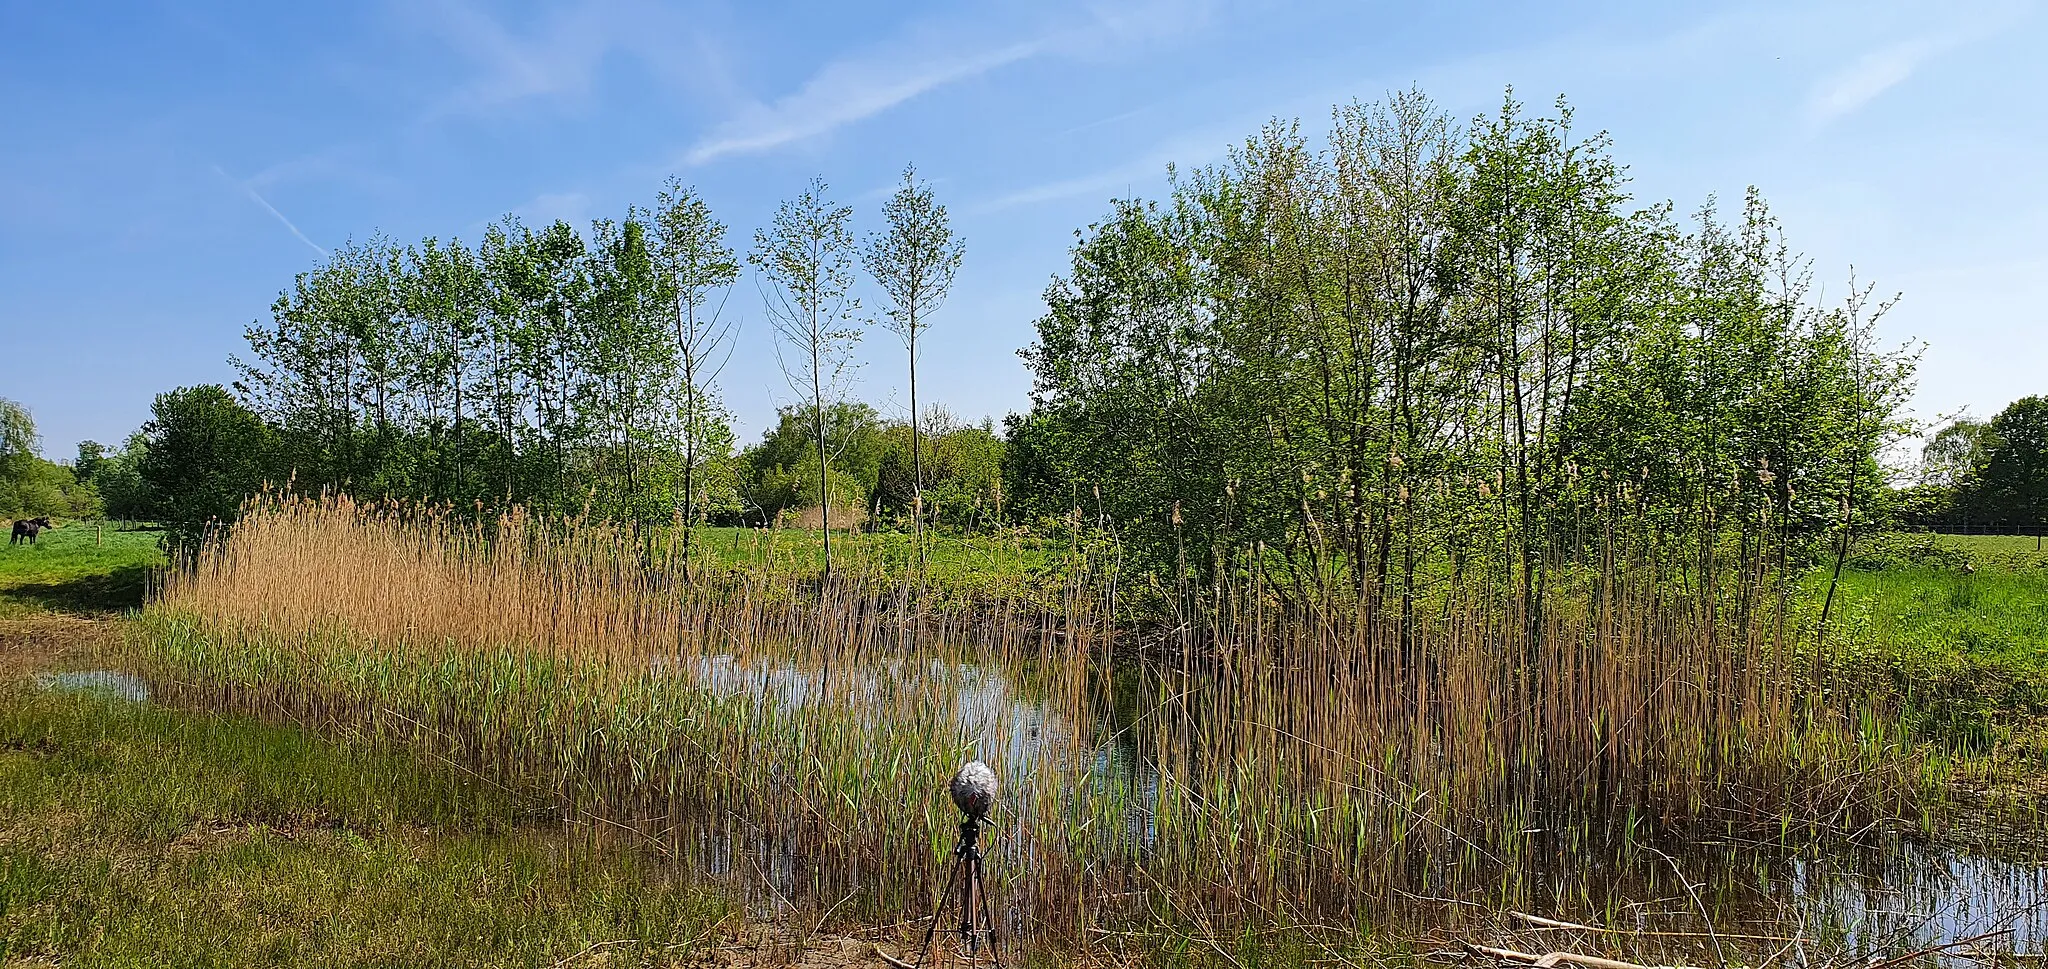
[909,314,926,573]
[813,306,833,576]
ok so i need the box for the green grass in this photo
[0,684,731,968]
[663,525,1071,608]
[1928,532,2048,571]
[687,524,1047,569]
[1824,536,2048,756]
[0,522,164,616]
[1,519,1062,619]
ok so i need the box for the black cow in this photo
[10,517,52,545]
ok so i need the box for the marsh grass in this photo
[0,685,732,968]
[130,495,1945,960]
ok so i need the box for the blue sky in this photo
[3,0,2042,459]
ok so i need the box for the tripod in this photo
[913,816,1000,968]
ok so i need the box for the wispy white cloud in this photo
[971,118,1247,215]
[687,40,1043,165]
[402,0,729,119]
[972,155,1174,214]
[1053,104,1155,139]
[1804,4,2019,126]
[414,0,602,113]
[244,144,400,198]
[213,165,329,258]
[683,0,1215,165]
[1805,36,1956,126]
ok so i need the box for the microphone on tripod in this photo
[913,760,1004,967]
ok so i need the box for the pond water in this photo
[1791,840,2048,958]
[667,651,2048,962]
[34,669,149,703]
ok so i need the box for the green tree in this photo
[74,441,108,483]
[231,197,758,521]
[397,236,490,502]
[0,397,36,470]
[862,165,964,561]
[0,460,99,521]
[93,434,153,520]
[874,410,1004,531]
[579,215,677,519]
[0,398,97,519]
[651,179,741,571]
[1011,90,1913,613]
[1964,396,2048,528]
[751,178,861,573]
[138,385,273,526]
[740,403,884,527]
[1922,418,1988,489]
[922,413,1004,531]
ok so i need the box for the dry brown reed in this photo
[134,494,1930,960]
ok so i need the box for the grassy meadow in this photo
[1,509,2045,967]
[0,521,161,616]
[1819,534,2048,815]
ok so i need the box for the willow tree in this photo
[398,236,487,501]
[862,164,963,563]
[1010,88,1911,618]
[651,179,739,575]
[751,177,860,574]
[0,397,33,466]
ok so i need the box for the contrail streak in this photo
[213,164,329,258]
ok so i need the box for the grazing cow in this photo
[10,517,52,545]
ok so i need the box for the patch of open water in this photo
[34,669,149,703]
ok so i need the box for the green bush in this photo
[1844,532,1974,572]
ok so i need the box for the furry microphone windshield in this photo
[949,760,998,820]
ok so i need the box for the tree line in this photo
[29,88,2048,593]
[92,167,985,570]
[1907,396,2048,531]
[0,398,102,521]
[14,168,989,556]
[1002,90,1919,621]
[225,180,746,525]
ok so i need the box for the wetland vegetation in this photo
[3,88,2047,969]
[3,504,2047,967]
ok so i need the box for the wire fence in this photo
[1904,523,2048,537]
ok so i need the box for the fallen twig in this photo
[1508,911,1794,943]
[547,938,638,969]
[1462,941,1707,969]
[1859,928,2014,969]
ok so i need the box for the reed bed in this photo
[133,494,1934,960]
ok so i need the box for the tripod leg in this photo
[973,851,1001,969]
[959,850,976,952]
[915,853,963,969]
